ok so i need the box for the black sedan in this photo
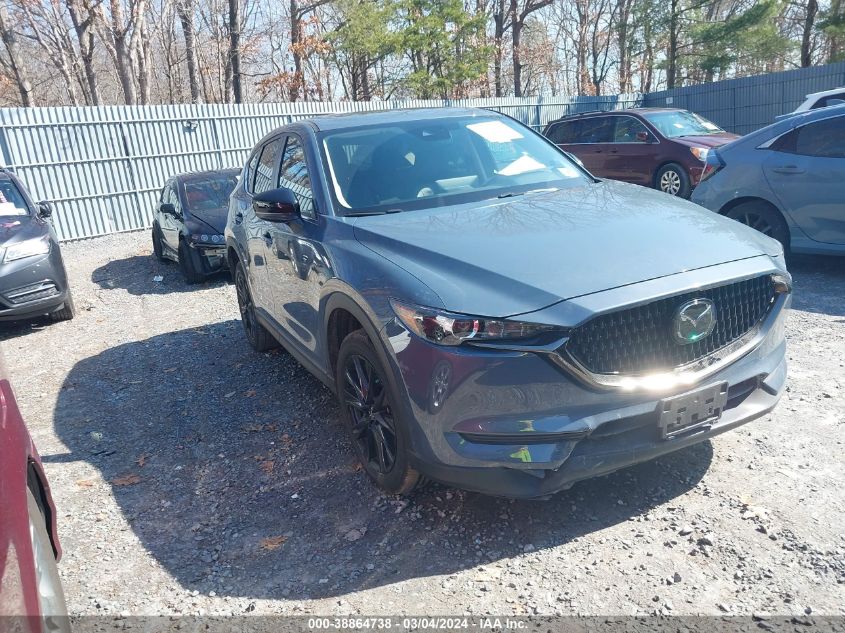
[151,169,240,283]
[0,169,74,323]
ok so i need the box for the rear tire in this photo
[178,240,204,285]
[27,489,70,632]
[336,330,422,495]
[655,163,691,198]
[49,291,75,322]
[233,261,277,352]
[725,201,790,253]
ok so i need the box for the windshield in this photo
[0,180,30,217]
[182,173,238,214]
[642,111,724,138]
[320,116,587,214]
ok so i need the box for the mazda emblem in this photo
[674,299,716,344]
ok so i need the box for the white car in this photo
[777,87,845,120]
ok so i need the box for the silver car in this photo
[692,104,845,255]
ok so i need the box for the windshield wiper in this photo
[497,187,559,199]
[344,208,403,217]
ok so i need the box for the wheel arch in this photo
[718,195,783,218]
[26,460,59,559]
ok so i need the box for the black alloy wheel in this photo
[343,353,399,475]
[336,330,422,494]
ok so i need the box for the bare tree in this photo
[66,0,101,105]
[175,0,200,101]
[801,0,819,67]
[0,0,34,106]
[94,0,148,105]
[510,0,552,97]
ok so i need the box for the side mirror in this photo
[253,187,300,222]
[636,131,653,143]
[160,202,177,217]
[37,201,53,218]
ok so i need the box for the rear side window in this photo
[811,93,845,109]
[546,120,579,144]
[253,137,284,195]
[578,117,613,143]
[612,116,650,142]
[776,116,845,158]
[278,136,315,218]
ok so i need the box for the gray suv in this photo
[225,108,791,499]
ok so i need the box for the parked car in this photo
[151,169,240,283]
[0,170,74,323]
[0,351,69,632]
[226,107,791,499]
[543,108,739,198]
[776,86,845,120]
[692,105,845,256]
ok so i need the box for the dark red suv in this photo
[543,108,738,198]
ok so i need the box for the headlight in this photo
[4,237,50,263]
[189,233,224,244]
[391,299,563,346]
[689,147,709,161]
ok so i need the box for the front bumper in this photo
[187,242,227,275]
[384,268,790,499]
[0,252,70,322]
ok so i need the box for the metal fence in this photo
[0,60,843,241]
[643,61,845,135]
[0,95,638,241]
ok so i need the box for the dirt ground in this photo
[1,231,843,618]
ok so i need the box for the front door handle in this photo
[235,211,244,224]
[771,165,805,174]
[262,231,273,245]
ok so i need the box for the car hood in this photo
[672,133,739,149]
[186,208,227,234]
[0,215,43,246]
[352,180,779,317]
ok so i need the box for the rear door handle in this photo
[262,231,273,245]
[235,211,244,224]
[772,165,805,174]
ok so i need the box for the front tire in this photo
[152,223,166,261]
[233,261,277,352]
[27,489,70,632]
[178,240,204,285]
[49,291,75,322]
[336,330,421,495]
[725,201,790,252]
[655,163,691,198]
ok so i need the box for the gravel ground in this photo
[1,230,844,618]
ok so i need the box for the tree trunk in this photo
[290,0,302,102]
[66,0,100,106]
[0,2,34,106]
[511,0,522,97]
[801,0,818,67]
[830,0,843,62]
[492,0,505,97]
[667,0,678,89]
[176,0,201,102]
[229,0,242,103]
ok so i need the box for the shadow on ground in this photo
[51,320,713,601]
[788,254,845,318]
[91,255,229,295]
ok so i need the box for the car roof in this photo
[778,101,845,124]
[804,86,845,99]
[303,107,496,132]
[172,168,241,183]
[548,107,686,123]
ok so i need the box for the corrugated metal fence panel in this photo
[644,61,845,135]
[1,61,843,240]
[0,97,620,240]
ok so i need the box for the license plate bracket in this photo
[658,382,729,440]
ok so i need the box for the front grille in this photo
[565,275,777,375]
[3,282,59,305]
